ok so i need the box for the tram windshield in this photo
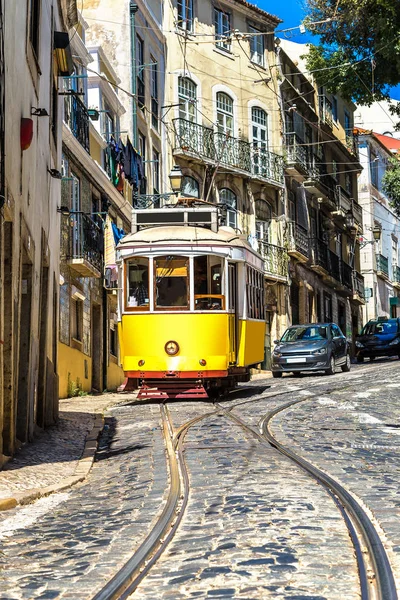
[155,256,189,308]
[194,255,224,310]
[127,257,149,309]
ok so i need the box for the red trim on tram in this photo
[125,370,229,379]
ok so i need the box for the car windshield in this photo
[281,325,328,342]
[361,320,399,335]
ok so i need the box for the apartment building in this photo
[357,130,400,321]
[278,40,365,349]
[59,14,131,397]
[1,0,77,461]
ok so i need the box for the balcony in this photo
[173,118,284,187]
[67,213,103,278]
[64,92,90,153]
[393,265,400,290]
[304,161,336,208]
[352,271,365,304]
[352,201,363,231]
[257,241,288,281]
[319,95,333,129]
[287,223,309,263]
[310,238,329,275]
[341,260,353,290]
[376,254,389,280]
[345,132,358,157]
[333,185,352,218]
[284,133,310,179]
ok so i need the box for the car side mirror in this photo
[274,339,280,344]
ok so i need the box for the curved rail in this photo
[92,406,215,600]
[261,400,398,600]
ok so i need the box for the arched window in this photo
[182,175,199,198]
[219,188,237,229]
[255,199,272,243]
[252,107,268,177]
[216,92,234,135]
[178,77,197,122]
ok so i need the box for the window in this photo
[344,110,352,135]
[136,36,145,110]
[246,266,264,320]
[151,57,158,129]
[178,77,197,122]
[110,326,117,357]
[71,298,83,342]
[103,109,114,142]
[126,257,149,310]
[214,8,231,51]
[194,256,224,310]
[345,171,352,195]
[249,26,265,67]
[255,200,271,243]
[393,237,398,267]
[152,148,160,198]
[252,107,268,176]
[219,188,237,229]
[182,175,199,198]
[370,150,378,188]
[331,324,344,338]
[332,96,338,122]
[29,0,41,59]
[216,92,234,135]
[138,132,147,194]
[177,0,193,31]
[155,256,189,309]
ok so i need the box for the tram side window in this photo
[155,256,188,309]
[127,257,149,309]
[194,256,225,310]
[246,266,264,319]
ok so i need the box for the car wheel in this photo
[341,353,351,372]
[356,356,364,363]
[370,356,376,361]
[272,372,282,378]
[325,356,335,375]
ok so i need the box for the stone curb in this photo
[0,413,105,512]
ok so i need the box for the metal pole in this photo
[130,2,138,149]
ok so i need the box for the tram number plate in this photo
[286,357,306,363]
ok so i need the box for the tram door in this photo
[228,263,237,364]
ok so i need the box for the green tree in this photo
[303,0,400,118]
[382,157,400,215]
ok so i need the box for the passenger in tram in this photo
[130,271,148,306]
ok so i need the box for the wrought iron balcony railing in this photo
[334,185,352,215]
[257,241,288,279]
[353,271,365,299]
[393,265,400,283]
[341,260,353,290]
[376,253,389,277]
[318,95,333,128]
[311,237,329,272]
[328,248,341,283]
[288,223,310,259]
[285,132,310,174]
[345,132,358,157]
[173,118,284,185]
[64,92,90,153]
[67,213,103,276]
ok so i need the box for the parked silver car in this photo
[271,323,351,378]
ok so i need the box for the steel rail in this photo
[92,406,216,600]
[261,400,398,600]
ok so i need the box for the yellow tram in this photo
[116,207,265,399]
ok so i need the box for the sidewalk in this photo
[0,393,127,511]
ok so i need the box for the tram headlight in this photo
[138,359,145,367]
[165,340,179,356]
[199,359,207,366]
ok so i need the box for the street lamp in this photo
[168,165,183,194]
[359,223,382,248]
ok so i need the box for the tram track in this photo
[94,363,398,599]
[93,405,218,600]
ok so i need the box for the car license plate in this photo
[286,357,306,363]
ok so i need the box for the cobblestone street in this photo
[0,360,399,599]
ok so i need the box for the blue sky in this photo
[257,0,400,101]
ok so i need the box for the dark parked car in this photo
[355,317,400,362]
[271,323,350,378]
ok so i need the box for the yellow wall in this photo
[238,319,266,366]
[89,134,103,165]
[58,342,92,398]
[107,360,125,391]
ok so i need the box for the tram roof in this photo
[118,225,255,251]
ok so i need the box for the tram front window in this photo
[127,258,149,309]
[155,256,188,308]
[194,256,224,310]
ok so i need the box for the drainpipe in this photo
[130,2,138,148]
